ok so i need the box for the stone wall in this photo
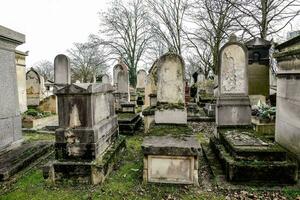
[0,25,25,149]
[274,36,300,162]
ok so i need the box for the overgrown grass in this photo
[1,132,225,200]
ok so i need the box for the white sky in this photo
[0,0,110,68]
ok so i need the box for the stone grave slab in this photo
[142,136,201,185]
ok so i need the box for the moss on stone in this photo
[117,113,137,120]
[147,124,192,137]
[156,102,185,110]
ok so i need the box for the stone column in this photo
[0,25,25,149]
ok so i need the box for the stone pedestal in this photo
[113,92,129,112]
[44,83,126,184]
[142,136,201,185]
[216,96,251,126]
[0,25,25,150]
[120,102,135,113]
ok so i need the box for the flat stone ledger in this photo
[45,83,125,184]
[0,25,25,150]
[210,128,298,183]
[142,136,201,185]
[118,113,142,135]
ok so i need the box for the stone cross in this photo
[54,54,71,85]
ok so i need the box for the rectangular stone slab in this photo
[142,136,201,156]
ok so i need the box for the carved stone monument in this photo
[216,34,251,126]
[43,54,126,184]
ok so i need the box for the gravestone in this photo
[136,69,147,89]
[155,52,187,124]
[54,54,71,85]
[113,59,129,111]
[208,35,298,184]
[142,51,200,186]
[44,54,125,184]
[216,34,251,126]
[274,35,300,162]
[0,25,25,149]
[144,61,158,108]
[26,68,42,106]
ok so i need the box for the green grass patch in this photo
[117,113,137,120]
[24,132,55,142]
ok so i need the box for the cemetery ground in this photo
[1,123,299,200]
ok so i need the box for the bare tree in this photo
[185,0,239,74]
[231,0,300,39]
[32,60,54,81]
[98,0,151,87]
[147,0,190,55]
[67,38,108,83]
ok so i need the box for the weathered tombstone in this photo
[26,68,42,106]
[43,54,125,184]
[136,69,147,89]
[245,37,271,99]
[142,51,200,186]
[144,61,157,108]
[15,50,28,113]
[0,25,25,149]
[155,52,187,124]
[274,35,300,162]
[54,54,71,85]
[216,34,251,126]
[208,35,298,184]
[113,59,129,111]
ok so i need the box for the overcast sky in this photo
[0,0,110,67]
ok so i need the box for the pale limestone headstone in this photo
[15,50,28,113]
[26,68,41,106]
[136,69,147,89]
[219,39,248,95]
[157,53,185,104]
[54,54,70,85]
[0,25,25,149]
[216,34,251,126]
[155,53,187,124]
[113,60,129,93]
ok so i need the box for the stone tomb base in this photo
[155,109,187,124]
[210,128,298,184]
[142,136,201,185]
[216,96,251,126]
[0,142,53,181]
[118,113,142,135]
[43,136,126,185]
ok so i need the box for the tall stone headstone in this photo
[113,59,130,110]
[216,34,251,126]
[136,69,147,89]
[54,54,71,85]
[155,52,187,124]
[144,61,158,108]
[26,68,42,106]
[0,25,25,149]
[274,35,300,162]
